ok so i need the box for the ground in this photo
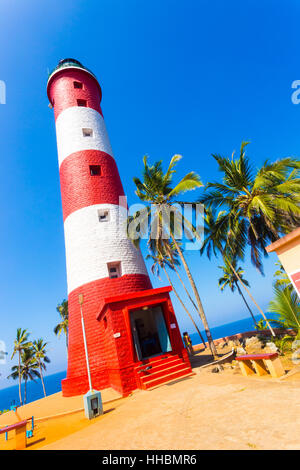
[1,344,300,450]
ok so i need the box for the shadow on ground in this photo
[189,353,215,368]
[27,438,46,448]
[189,348,235,369]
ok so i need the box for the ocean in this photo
[0,314,260,411]
[0,371,66,412]
[189,314,260,345]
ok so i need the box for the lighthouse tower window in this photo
[73,81,83,89]
[89,165,101,176]
[107,262,122,279]
[82,128,93,137]
[98,209,109,222]
[77,99,87,107]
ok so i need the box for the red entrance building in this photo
[47,59,192,396]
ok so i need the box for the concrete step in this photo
[141,362,190,384]
[142,366,193,389]
[135,354,178,371]
[146,371,195,391]
[137,358,182,377]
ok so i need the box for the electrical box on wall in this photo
[83,390,103,419]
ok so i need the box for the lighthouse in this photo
[47,59,192,397]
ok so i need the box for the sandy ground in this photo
[0,388,124,450]
[39,370,300,450]
[0,387,122,427]
[1,350,300,450]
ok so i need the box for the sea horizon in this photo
[0,314,261,410]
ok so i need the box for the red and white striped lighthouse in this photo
[47,59,192,397]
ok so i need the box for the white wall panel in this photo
[63,204,148,293]
[55,106,113,166]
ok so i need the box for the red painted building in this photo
[47,59,192,396]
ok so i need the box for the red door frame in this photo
[123,298,173,364]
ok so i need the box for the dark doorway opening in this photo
[130,305,172,361]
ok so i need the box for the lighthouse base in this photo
[61,370,109,397]
[62,286,192,397]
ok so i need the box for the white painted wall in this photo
[55,106,114,166]
[64,204,148,293]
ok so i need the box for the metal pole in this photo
[79,296,93,392]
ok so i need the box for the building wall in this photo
[55,106,112,167]
[275,235,300,296]
[48,65,152,396]
[48,62,189,397]
[64,204,148,293]
[98,290,189,395]
[62,274,152,396]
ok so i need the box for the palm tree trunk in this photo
[18,351,22,406]
[223,251,275,337]
[235,281,258,327]
[24,378,27,405]
[162,266,206,348]
[39,360,46,397]
[170,233,218,359]
[172,264,203,317]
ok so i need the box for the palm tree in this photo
[218,258,258,327]
[54,300,69,349]
[32,339,50,397]
[160,240,208,325]
[273,262,293,290]
[268,286,300,335]
[200,141,300,273]
[268,285,300,351]
[8,348,40,405]
[201,206,275,335]
[130,154,218,358]
[146,245,206,348]
[20,349,40,405]
[11,329,32,406]
[150,238,211,346]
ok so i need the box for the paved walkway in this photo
[1,353,300,450]
[0,388,122,427]
[40,369,300,450]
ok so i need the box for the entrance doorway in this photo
[130,305,172,361]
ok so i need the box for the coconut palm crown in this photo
[268,286,300,335]
[54,300,69,348]
[200,142,300,273]
[218,258,249,292]
[134,154,202,204]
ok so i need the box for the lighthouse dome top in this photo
[47,58,98,82]
[47,58,101,103]
[58,58,82,65]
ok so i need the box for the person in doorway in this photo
[183,332,195,355]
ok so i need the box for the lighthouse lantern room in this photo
[47,59,192,396]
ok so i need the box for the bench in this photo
[236,352,285,378]
[0,417,32,450]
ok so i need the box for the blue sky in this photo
[0,0,299,387]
